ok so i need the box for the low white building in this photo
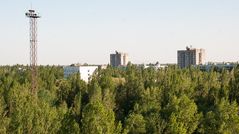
[140,62,168,69]
[63,66,98,83]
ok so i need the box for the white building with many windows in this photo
[63,65,98,83]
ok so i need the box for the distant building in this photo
[140,62,168,69]
[110,51,129,67]
[63,65,98,83]
[199,62,237,71]
[177,46,205,68]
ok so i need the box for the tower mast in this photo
[25,9,40,94]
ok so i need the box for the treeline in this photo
[0,64,239,134]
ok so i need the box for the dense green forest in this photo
[0,64,239,134]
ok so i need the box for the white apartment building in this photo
[63,65,98,83]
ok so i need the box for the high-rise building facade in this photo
[110,51,129,67]
[177,47,205,68]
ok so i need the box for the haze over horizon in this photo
[0,0,239,65]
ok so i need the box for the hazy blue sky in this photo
[0,0,239,65]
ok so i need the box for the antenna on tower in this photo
[25,9,41,95]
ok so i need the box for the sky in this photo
[0,0,239,65]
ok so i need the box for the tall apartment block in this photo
[110,51,129,67]
[177,46,205,68]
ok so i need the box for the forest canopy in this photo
[0,64,239,134]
